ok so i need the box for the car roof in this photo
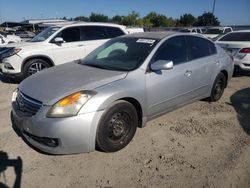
[56,22,126,28]
[122,31,178,40]
[229,30,250,33]
[208,27,232,29]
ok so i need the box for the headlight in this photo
[12,88,19,102]
[47,91,96,118]
[2,48,21,59]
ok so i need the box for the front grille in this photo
[23,131,59,147]
[16,92,42,115]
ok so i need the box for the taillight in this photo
[239,48,250,53]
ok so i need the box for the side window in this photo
[59,27,80,42]
[154,36,187,65]
[188,36,210,60]
[209,41,217,55]
[106,27,125,38]
[197,29,202,34]
[225,28,231,33]
[81,26,107,41]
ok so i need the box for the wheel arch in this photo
[22,55,55,71]
[116,97,143,128]
[220,69,228,87]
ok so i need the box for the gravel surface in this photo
[0,72,249,188]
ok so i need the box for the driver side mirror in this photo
[150,60,173,71]
[54,37,64,44]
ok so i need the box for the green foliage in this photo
[74,16,89,22]
[179,13,197,26]
[194,12,220,26]
[89,13,109,22]
[112,15,123,24]
[72,11,221,27]
[144,12,170,27]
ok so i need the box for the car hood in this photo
[5,41,48,50]
[19,62,128,105]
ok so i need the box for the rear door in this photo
[185,36,220,97]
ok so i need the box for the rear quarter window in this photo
[106,27,125,38]
[219,32,250,42]
[188,36,211,60]
[81,26,107,41]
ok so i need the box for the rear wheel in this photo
[208,72,226,102]
[96,101,138,152]
[23,59,50,78]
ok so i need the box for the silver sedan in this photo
[11,32,234,154]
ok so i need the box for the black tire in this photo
[23,59,50,78]
[208,72,226,102]
[96,100,138,152]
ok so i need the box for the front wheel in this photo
[23,59,50,78]
[208,72,226,102]
[96,101,138,152]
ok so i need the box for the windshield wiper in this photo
[83,63,106,69]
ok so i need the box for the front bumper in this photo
[0,55,23,77]
[11,102,104,154]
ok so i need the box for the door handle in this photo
[78,44,84,47]
[184,70,192,77]
[214,60,220,65]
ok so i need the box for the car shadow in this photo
[0,151,22,188]
[233,68,250,77]
[0,74,19,84]
[229,87,250,135]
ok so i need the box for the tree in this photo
[143,12,175,27]
[74,16,89,22]
[121,11,140,26]
[179,13,196,26]
[89,13,108,22]
[194,12,220,26]
[112,15,123,24]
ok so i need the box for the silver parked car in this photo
[11,32,234,154]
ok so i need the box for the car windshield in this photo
[31,27,61,42]
[205,28,223,34]
[80,37,158,71]
[219,32,250,42]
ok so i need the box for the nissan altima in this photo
[11,32,234,154]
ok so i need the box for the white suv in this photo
[203,27,233,40]
[0,22,128,80]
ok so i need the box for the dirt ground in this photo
[0,72,249,188]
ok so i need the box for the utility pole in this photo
[0,6,2,24]
[212,0,216,14]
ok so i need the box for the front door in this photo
[52,27,85,65]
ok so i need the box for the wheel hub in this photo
[108,112,130,141]
[28,62,47,76]
[113,119,126,137]
[215,80,223,97]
